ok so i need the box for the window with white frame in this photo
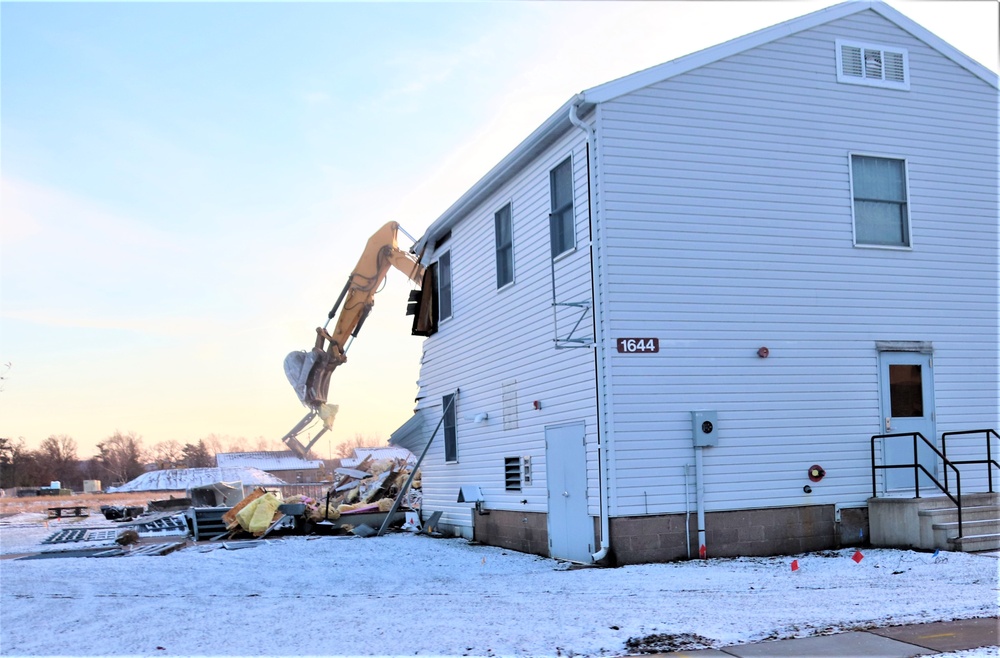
[836,39,909,90]
[851,155,910,248]
[494,203,514,289]
[549,157,575,258]
[443,393,457,463]
[437,251,452,321]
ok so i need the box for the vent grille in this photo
[884,51,905,82]
[863,49,883,79]
[504,457,522,491]
[502,380,519,430]
[841,45,863,77]
[836,39,908,90]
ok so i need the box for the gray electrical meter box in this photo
[691,410,719,447]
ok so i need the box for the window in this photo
[443,393,457,463]
[504,457,522,491]
[494,203,514,288]
[836,39,909,90]
[549,157,575,258]
[437,251,452,321]
[851,155,910,248]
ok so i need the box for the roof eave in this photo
[415,96,593,253]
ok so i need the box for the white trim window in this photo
[494,203,514,289]
[437,251,452,321]
[850,154,911,248]
[443,393,457,463]
[549,157,575,258]
[836,39,909,90]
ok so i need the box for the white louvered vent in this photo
[836,39,909,90]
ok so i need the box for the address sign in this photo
[616,337,659,354]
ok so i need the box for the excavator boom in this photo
[281,221,424,458]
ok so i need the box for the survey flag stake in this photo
[852,550,864,563]
[791,559,800,571]
[699,544,707,559]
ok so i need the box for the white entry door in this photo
[879,351,937,492]
[545,423,592,562]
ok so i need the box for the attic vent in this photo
[836,39,909,90]
[504,457,522,491]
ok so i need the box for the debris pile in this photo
[296,455,419,525]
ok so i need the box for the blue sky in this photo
[2,1,997,458]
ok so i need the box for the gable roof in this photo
[414,0,998,253]
[584,1,997,104]
[215,450,324,471]
[340,446,416,468]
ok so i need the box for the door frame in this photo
[876,344,937,494]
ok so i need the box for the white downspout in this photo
[569,95,611,564]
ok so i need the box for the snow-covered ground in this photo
[1,512,997,657]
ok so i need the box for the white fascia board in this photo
[872,1,998,89]
[415,97,594,254]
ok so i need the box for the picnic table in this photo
[48,506,89,519]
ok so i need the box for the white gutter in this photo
[569,95,612,564]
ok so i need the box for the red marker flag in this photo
[852,550,864,563]
[790,559,799,571]
[699,544,707,559]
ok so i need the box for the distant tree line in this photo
[0,432,295,491]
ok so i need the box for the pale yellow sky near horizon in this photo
[2,0,997,459]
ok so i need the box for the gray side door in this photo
[545,422,592,562]
[879,351,937,492]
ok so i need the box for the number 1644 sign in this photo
[616,338,659,353]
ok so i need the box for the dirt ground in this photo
[0,491,186,517]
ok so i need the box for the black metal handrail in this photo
[870,432,963,538]
[941,429,1000,494]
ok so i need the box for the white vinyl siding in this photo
[850,154,910,247]
[412,127,597,534]
[598,10,996,517]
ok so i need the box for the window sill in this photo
[552,246,578,263]
[853,242,912,252]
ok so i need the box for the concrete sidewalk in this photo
[658,617,998,657]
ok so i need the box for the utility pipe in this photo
[569,96,612,564]
[377,390,459,536]
[683,463,692,560]
[694,445,707,558]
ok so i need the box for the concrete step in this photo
[931,518,1000,548]
[919,504,1000,523]
[912,492,999,509]
[921,504,1000,549]
[870,492,1000,552]
[951,532,1000,553]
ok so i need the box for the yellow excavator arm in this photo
[306,221,424,406]
[280,222,424,458]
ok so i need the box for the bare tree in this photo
[333,433,385,459]
[150,440,184,467]
[36,435,80,488]
[96,431,146,486]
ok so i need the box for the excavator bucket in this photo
[284,350,319,405]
